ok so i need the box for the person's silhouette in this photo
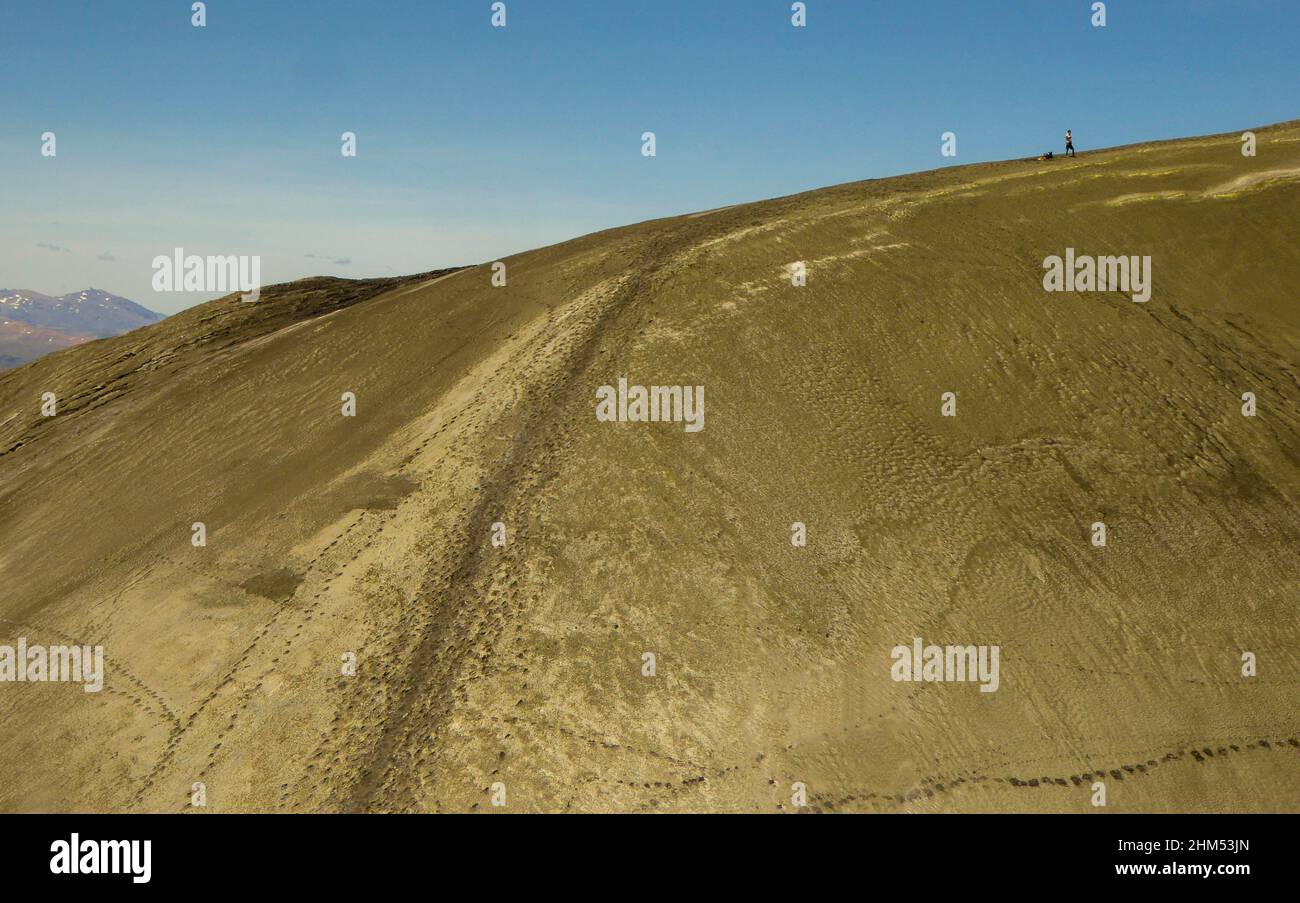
[1065,130,1076,157]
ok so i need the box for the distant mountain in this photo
[0,287,164,337]
[0,288,164,369]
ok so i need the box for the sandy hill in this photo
[0,122,1297,813]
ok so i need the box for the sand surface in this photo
[1,123,1297,812]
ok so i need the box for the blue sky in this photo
[3,0,1296,312]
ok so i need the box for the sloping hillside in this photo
[0,123,1297,813]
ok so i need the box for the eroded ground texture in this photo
[1,122,1298,812]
